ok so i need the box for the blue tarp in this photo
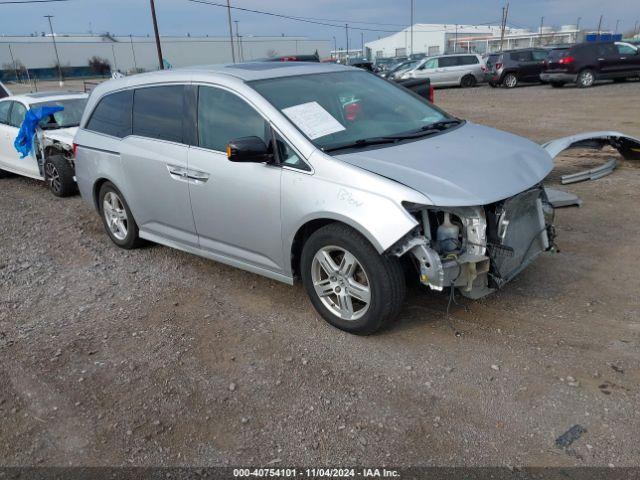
[13,106,64,159]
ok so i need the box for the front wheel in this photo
[301,223,406,335]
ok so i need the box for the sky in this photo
[0,0,638,47]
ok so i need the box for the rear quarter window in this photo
[460,56,479,65]
[86,90,133,138]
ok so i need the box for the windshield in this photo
[32,98,87,129]
[391,60,419,73]
[250,70,450,151]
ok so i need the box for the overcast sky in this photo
[1,0,638,46]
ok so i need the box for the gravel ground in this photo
[1,79,639,467]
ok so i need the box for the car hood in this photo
[333,122,553,206]
[43,127,77,146]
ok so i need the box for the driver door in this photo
[187,85,284,274]
[414,58,439,83]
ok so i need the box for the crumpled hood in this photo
[43,127,77,147]
[334,122,553,206]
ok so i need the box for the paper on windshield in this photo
[282,101,345,140]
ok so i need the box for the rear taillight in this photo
[495,62,503,70]
[559,56,574,65]
[428,84,435,103]
[73,143,78,156]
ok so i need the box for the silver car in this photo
[74,62,640,334]
[399,54,486,87]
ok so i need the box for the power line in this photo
[0,0,70,4]
[186,0,500,35]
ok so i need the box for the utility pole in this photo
[8,44,19,83]
[332,36,336,59]
[614,19,620,34]
[345,24,349,62]
[634,20,639,37]
[225,0,236,63]
[454,24,458,53]
[576,16,581,31]
[499,3,509,52]
[410,0,414,56]
[361,32,364,58]
[130,34,138,71]
[539,16,544,46]
[597,15,603,37]
[44,15,63,85]
[234,20,242,62]
[149,0,164,69]
[111,44,118,72]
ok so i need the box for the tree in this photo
[88,56,111,76]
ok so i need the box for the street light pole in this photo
[234,20,242,62]
[345,24,349,62]
[149,0,164,69]
[130,34,138,71]
[410,0,414,56]
[226,0,236,63]
[44,15,63,85]
[332,36,336,59]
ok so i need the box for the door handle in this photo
[167,164,189,181]
[187,171,210,184]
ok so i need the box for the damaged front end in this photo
[392,186,555,299]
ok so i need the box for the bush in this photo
[88,56,111,76]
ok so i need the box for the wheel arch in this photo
[288,215,394,279]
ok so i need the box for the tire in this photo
[576,68,595,88]
[550,82,565,88]
[300,223,406,335]
[98,182,143,249]
[503,73,518,88]
[44,154,76,197]
[460,75,476,88]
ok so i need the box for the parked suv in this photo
[400,54,485,87]
[74,62,636,334]
[541,41,640,88]
[488,48,550,88]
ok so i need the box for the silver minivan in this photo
[74,62,639,334]
[399,54,486,87]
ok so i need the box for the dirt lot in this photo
[1,79,639,467]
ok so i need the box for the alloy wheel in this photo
[311,246,371,321]
[504,74,517,88]
[579,70,594,87]
[103,191,129,241]
[45,162,61,194]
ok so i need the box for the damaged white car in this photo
[0,91,88,196]
[74,63,640,334]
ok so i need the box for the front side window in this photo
[86,90,133,138]
[9,102,26,128]
[133,85,184,143]
[0,101,11,125]
[250,70,449,151]
[597,44,617,57]
[421,58,437,70]
[616,43,637,55]
[197,86,268,152]
[33,98,88,129]
[275,132,309,171]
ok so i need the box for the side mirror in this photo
[226,136,273,163]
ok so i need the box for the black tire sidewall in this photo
[44,155,76,197]
[98,182,140,249]
[461,75,475,88]
[301,224,403,334]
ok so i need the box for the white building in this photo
[0,34,330,73]
[365,24,509,60]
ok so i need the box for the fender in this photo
[542,131,640,161]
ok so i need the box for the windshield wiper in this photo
[324,137,399,153]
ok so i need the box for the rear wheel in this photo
[503,73,518,88]
[98,182,143,249]
[301,223,406,335]
[460,74,476,88]
[44,155,76,197]
[577,68,595,88]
